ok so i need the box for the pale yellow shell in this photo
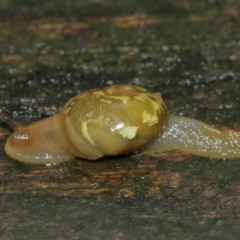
[62,84,167,159]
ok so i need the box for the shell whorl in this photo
[62,85,167,159]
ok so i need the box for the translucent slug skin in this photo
[144,115,240,159]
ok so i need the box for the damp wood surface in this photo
[1,0,240,239]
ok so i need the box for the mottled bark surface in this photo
[0,0,240,239]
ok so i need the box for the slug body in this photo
[1,84,240,164]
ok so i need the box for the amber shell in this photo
[62,84,167,159]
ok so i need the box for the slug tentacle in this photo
[144,115,240,159]
[0,113,22,130]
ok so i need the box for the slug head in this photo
[0,113,73,164]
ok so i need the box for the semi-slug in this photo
[1,84,240,164]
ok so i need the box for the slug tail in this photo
[144,115,240,159]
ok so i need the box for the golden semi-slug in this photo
[0,84,240,164]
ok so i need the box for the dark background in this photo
[0,0,240,239]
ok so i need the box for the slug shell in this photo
[62,84,167,159]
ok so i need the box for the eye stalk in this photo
[0,113,22,130]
